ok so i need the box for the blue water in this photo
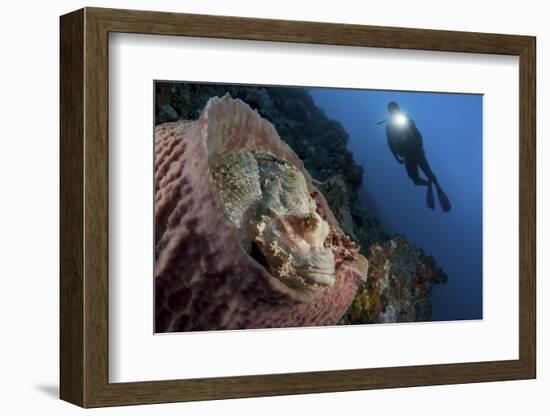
[310,88,483,321]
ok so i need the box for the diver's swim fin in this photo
[435,182,452,212]
[426,181,435,210]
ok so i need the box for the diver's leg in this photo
[418,154,437,183]
[406,160,429,186]
[418,155,452,212]
[406,158,435,209]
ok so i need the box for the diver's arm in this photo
[392,150,405,164]
[386,126,405,164]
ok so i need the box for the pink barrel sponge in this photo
[155,94,368,332]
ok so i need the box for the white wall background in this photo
[0,0,546,414]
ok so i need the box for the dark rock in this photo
[245,88,273,112]
[158,104,179,124]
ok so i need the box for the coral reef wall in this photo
[155,82,447,323]
[339,236,448,324]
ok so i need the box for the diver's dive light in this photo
[376,112,408,127]
[392,113,407,127]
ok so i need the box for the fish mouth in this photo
[252,215,337,293]
[269,264,335,293]
[298,268,336,287]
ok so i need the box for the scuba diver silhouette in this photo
[379,101,452,212]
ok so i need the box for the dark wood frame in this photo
[60,7,536,408]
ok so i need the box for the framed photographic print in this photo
[60,7,536,408]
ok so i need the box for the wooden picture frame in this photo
[60,7,536,408]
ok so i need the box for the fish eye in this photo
[304,213,320,231]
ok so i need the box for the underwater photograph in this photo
[153,82,483,333]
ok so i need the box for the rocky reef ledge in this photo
[340,236,447,324]
[155,82,448,323]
